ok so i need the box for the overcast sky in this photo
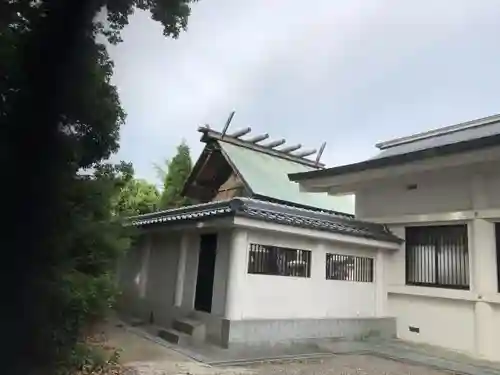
[108,0,500,185]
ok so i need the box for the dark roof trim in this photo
[125,197,401,244]
[199,126,324,168]
[252,193,354,219]
[125,199,237,222]
[375,113,500,150]
[181,143,215,197]
[289,133,500,182]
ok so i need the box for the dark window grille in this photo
[248,244,311,277]
[325,253,374,282]
[405,225,469,289]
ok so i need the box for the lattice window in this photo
[406,225,469,289]
[248,244,311,277]
[325,253,374,282]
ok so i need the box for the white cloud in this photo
[108,0,500,181]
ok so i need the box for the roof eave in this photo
[234,213,402,245]
[252,193,354,219]
[124,199,237,225]
[125,197,399,244]
[181,143,212,198]
[289,133,500,183]
[375,113,500,150]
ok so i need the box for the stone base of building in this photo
[218,317,396,348]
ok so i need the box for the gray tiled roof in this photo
[126,197,401,243]
[289,114,500,182]
[373,114,500,159]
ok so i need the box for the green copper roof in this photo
[219,141,354,214]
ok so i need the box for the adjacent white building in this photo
[290,114,500,361]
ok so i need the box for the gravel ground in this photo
[125,360,255,375]
[244,355,451,375]
[125,355,452,375]
[103,320,453,375]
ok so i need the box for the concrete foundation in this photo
[220,317,396,347]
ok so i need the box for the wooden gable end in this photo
[182,141,250,203]
[212,172,246,201]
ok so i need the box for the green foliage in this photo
[104,0,195,44]
[60,342,122,375]
[2,2,127,170]
[153,157,171,183]
[114,178,160,216]
[2,0,197,169]
[1,0,197,373]
[159,140,194,209]
[44,162,134,369]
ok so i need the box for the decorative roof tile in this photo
[125,197,401,243]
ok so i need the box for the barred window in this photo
[326,253,374,282]
[406,225,469,289]
[248,244,311,277]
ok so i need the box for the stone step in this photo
[129,317,146,327]
[172,318,201,335]
[158,328,191,346]
[172,318,206,343]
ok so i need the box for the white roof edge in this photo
[375,113,500,150]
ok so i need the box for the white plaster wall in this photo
[492,306,500,355]
[303,156,500,359]
[384,225,423,286]
[388,294,476,353]
[355,163,500,219]
[145,232,182,325]
[210,230,231,316]
[239,230,378,320]
[366,205,500,360]
[384,224,478,352]
[483,173,500,209]
[117,236,147,317]
[119,227,230,331]
[180,232,199,311]
[355,169,471,218]
[383,222,500,360]
[118,232,182,324]
[177,229,231,317]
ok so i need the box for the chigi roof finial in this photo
[197,110,327,168]
[315,142,326,166]
[220,110,236,137]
